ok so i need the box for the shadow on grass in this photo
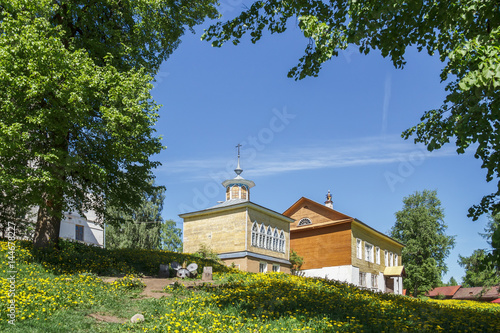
[14,239,229,277]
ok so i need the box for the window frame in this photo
[365,242,374,263]
[75,225,84,241]
[259,262,267,273]
[376,247,380,265]
[356,239,362,259]
[297,218,312,226]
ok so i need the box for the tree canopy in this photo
[390,190,456,297]
[203,0,500,219]
[0,0,218,247]
[459,214,500,287]
[105,182,165,250]
[160,220,183,252]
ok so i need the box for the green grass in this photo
[1,240,499,332]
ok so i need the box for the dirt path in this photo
[89,276,215,323]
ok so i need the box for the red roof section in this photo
[426,285,462,297]
[453,286,500,301]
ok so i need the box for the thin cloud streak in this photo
[157,136,459,180]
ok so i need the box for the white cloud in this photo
[156,135,459,180]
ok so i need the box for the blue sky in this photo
[150,9,496,284]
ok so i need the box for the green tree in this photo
[0,0,218,248]
[390,190,456,297]
[290,249,304,276]
[160,220,183,252]
[459,214,500,287]
[203,0,500,220]
[105,183,165,250]
[447,276,459,286]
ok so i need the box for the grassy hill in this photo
[1,240,499,332]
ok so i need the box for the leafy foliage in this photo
[390,190,456,297]
[192,243,223,264]
[105,182,165,250]
[2,240,500,331]
[203,0,500,219]
[459,214,500,287]
[160,219,183,252]
[290,249,304,275]
[0,0,218,248]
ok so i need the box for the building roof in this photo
[452,286,500,301]
[284,196,404,247]
[426,285,462,298]
[179,199,294,223]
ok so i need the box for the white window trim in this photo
[384,250,389,266]
[376,247,380,265]
[356,239,362,259]
[259,261,267,273]
[272,264,280,272]
[365,242,374,263]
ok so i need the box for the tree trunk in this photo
[33,194,63,249]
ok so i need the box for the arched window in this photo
[266,226,272,249]
[273,228,278,251]
[230,185,239,199]
[298,218,312,226]
[241,185,248,200]
[279,231,285,253]
[259,224,266,248]
[251,222,258,247]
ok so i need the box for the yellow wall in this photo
[247,208,291,260]
[183,208,247,254]
[351,221,403,275]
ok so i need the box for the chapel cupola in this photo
[222,144,255,201]
[325,190,333,209]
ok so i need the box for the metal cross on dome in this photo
[236,143,242,157]
[235,143,243,176]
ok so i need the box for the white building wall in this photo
[300,265,399,294]
[60,211,103,247]
[378,272,386,293]
[301,265,358,284]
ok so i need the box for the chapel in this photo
[180,145,293,273]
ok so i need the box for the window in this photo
[75,225,84,241]
[297,218,312,226]
[389,252,394,267]
[371,274,378,289]
[259,224,265,248]
[376,247,380,265]
[251,222,258,246]
[394,253,398,266]
[356,239,362,259]
[279,231,285,253]
[241,185,248,200]
[259,262,267,273]
[384,250,389,266]
[359,272,366,287]
[365,243,374,263]
[273,229,278,251]
[272,264,280,272]
[266,227,272,249]
[230,185,239,199]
